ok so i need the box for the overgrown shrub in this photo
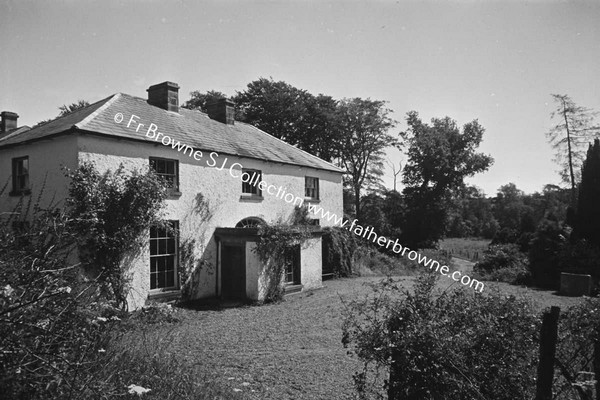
[342,273,540,399]
[473,243,531,284]
[254,222,312,302]
[554,297,600,399]
[0,195,119,399]
[352,246,398,276]
[66,161,167,309]
[322,226,358,277]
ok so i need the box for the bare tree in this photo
[547,94,599,204]
[386,157,402,192]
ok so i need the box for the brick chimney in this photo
[206,98,235,125]
[147,81,179,113]
[1,111,18,133]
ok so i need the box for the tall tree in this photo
[336,98,397,220]
[232,78,341,161]
[181,90,228,112]
[573,138,600,247]
[547,94,599,205]
[400,111,493,247]
[233,78,311,144]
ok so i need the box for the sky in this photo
[1,0,599,196]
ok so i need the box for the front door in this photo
[221,243,246,299]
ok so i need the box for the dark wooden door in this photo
[221,243,246,299]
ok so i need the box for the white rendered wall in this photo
[77,134,342,307]
[0,135,78,214]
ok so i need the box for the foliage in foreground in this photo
[0,200,238,399]
[0,195,115,399]
[342,273,541,400]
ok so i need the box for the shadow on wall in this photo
[180,192,217,300]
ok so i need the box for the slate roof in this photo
[0,93,343,173]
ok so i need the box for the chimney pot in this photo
[206,98,235,125]
[147,81,179,113]
[1,111,19,133]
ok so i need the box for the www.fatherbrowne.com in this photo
[115,112,484,293]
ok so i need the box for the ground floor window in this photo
[150,220,179,290]
[284,245,301,285]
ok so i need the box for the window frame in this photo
[149,220,179,291]
[241,168,262,196]
[149,157,180,194]
[11,156,30,196]
[305,176,319,200]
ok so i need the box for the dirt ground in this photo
[142,260,585,400]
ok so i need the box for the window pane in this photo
[157,272,166,288]
[158,256,167,272]
[166,161,175,175]
[158,239,167,254]
[166,272,174,287]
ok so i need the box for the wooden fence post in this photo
[536,306,560,400]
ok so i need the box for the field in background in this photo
[439,237,491,262]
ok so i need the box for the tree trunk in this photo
[354,184,361,221]
[562,100,577,206]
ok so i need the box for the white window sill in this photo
[240,194,264,202]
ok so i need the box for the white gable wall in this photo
[0,135,79,214]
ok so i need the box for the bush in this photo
[528,219,568,288]
[473,244,531,285]
[352,246,399,276]
[322,226,359,277]
[342,273,540,399]
[554,297,600,399]
[0,196,117,399]
[529,219,600,289]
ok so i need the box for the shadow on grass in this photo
[177,297,257,312]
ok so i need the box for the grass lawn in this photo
[439,237,491,262]
[129,265,585,400]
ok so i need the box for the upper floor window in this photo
[242,169,262,196]
[11,156,30,195]
[150,157,179,193]
[305,176,319,200]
